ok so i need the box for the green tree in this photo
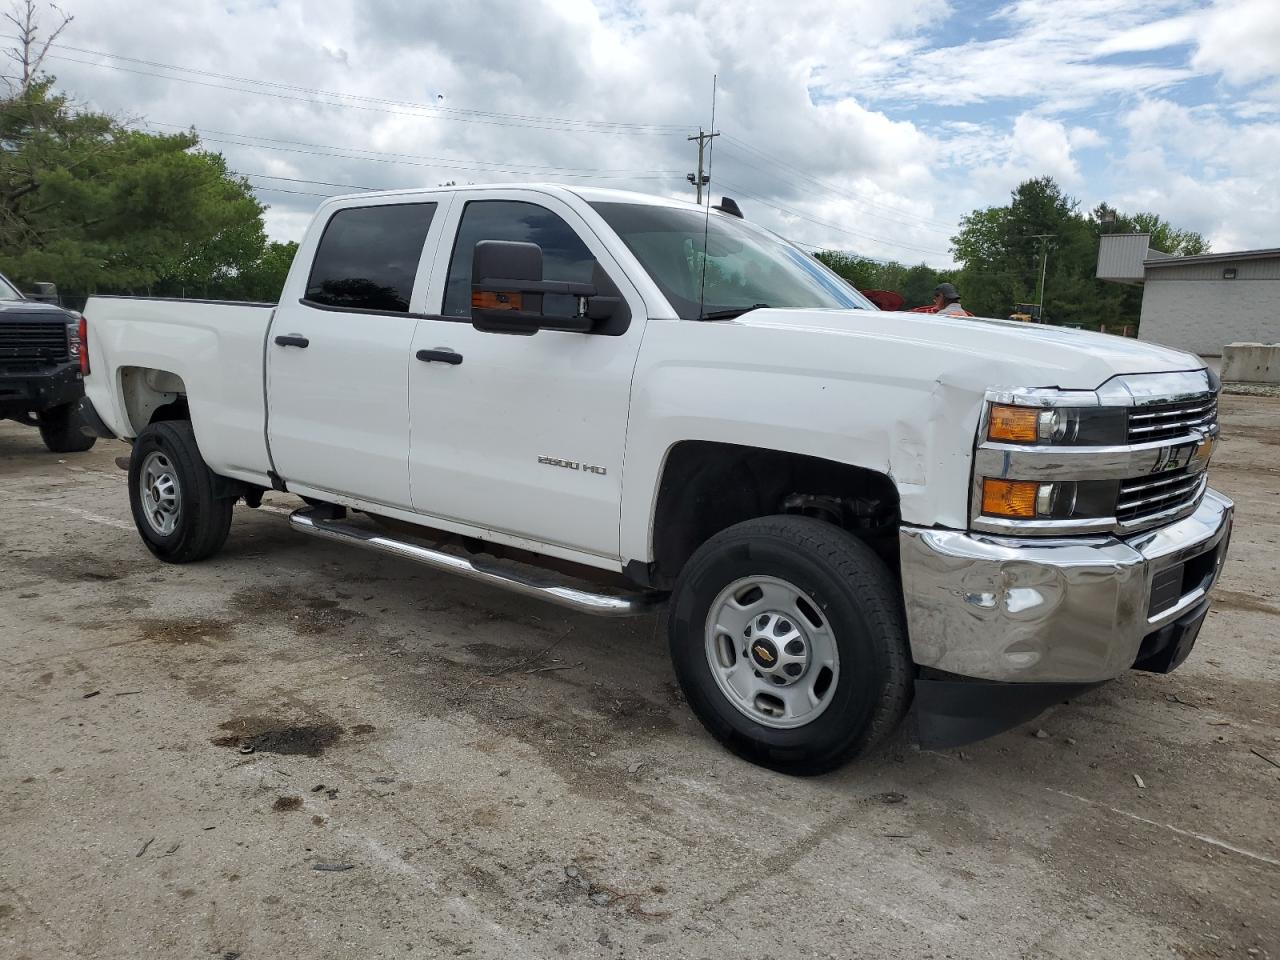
[0,80,271,299]
[814,251,953,309]
[813,250,882,290]
[950,177,1205,329]
[951,176,1092,322]
[900,263,944,308]
[226,241,300,302]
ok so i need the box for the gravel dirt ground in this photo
[1,395,1278,960]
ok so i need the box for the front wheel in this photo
[38,402,96,453]
[128,421,233,563]
[668,515,911,775]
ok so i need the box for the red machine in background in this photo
[858,289,904,311]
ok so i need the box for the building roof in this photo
[1097,233,1156,283]
[1144,247,1280,268]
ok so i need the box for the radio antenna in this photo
[696,73,718,320]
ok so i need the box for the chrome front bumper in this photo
[899,489,1233,683]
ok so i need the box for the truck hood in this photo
[734,308,1202,392]
[0,299,73,322]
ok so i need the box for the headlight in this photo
[986,404,1126,446]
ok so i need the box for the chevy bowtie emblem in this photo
[753,644,775,663]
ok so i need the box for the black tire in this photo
[668,515,911,775]
[128,420,233,563]
[38,402,96,453]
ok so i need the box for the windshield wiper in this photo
[699,303,770,321]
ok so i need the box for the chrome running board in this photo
[288,509,665,618]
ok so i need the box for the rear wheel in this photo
[668,515,910,775]
[128,421,233,563]
[38,402,96,453]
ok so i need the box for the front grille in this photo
[1116,467,1206,524]
[0,322,68,363]
[1127,393,1216,443]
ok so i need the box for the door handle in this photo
[416,348,463,365]
[274,334,310,348]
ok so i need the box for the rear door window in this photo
[305,203,437,312]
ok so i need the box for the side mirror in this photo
[470,239,597,335]
[28,282,59,304]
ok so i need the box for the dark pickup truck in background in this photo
[0,272,95,453]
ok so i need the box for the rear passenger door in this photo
[267,199,444,509]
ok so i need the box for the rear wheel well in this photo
[118,368,259,504]
[642,441,900,590]
[148,396,190,424]
[120,366,188,433]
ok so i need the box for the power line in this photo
[719,135,957,232]
[35,39,689,132]
[241,172,377,192]
[192,132,676,181]
[138,122,677,182]
[145,121,678,176]
[250,185,339,199]
[716,146,957,239]
[17,35,965,254]
[40,48,688,137]
[721,134,957,230]
[716,178,953,258]
[790,238,895,265]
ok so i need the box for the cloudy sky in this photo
[29,0,1280,266]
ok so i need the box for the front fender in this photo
[618,317,987,563]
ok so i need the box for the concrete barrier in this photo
[1222,342,1280,384]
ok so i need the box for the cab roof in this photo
[320,182,722,215]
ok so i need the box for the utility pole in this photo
[1031,234,1055,318]
[687,127,719,205]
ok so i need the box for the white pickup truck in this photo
[79,184,1233,773]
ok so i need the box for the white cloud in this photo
[20,0,1280,265]
[1191,0,1280,86]
[1116,97,1280,251]
[824,0,1198,109]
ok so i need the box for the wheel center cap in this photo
[749,637,779,670]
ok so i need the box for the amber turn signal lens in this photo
[981,478,1040,518]
[472,290,522,311]
[988,404,1039,442]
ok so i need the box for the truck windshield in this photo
[590,201,872,319]
[0,274,23,300]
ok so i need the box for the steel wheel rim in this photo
[139,450,181,537]
[704,575,841,730]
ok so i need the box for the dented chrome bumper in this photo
[899,489,1233,683]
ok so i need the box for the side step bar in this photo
[288,509,666,618]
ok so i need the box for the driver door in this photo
[407,190,646,561]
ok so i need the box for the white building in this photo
[1096,234,1280,356]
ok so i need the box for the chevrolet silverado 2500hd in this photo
[0,273,96,453]
[79,185,1233,773]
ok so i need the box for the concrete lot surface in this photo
[2,396,1278,960]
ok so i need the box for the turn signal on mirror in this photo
[981,478,1040,518]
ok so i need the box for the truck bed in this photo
[83,295,277,486]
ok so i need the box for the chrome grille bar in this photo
[1127,393,1217,443]
[1119,470,1203,497]
[1129,400,1215,421]
[1129,415,1216,436]
[1116,472,1206,522]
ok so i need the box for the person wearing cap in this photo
[932,282,971,316]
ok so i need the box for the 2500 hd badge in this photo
[538,455,607,476]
